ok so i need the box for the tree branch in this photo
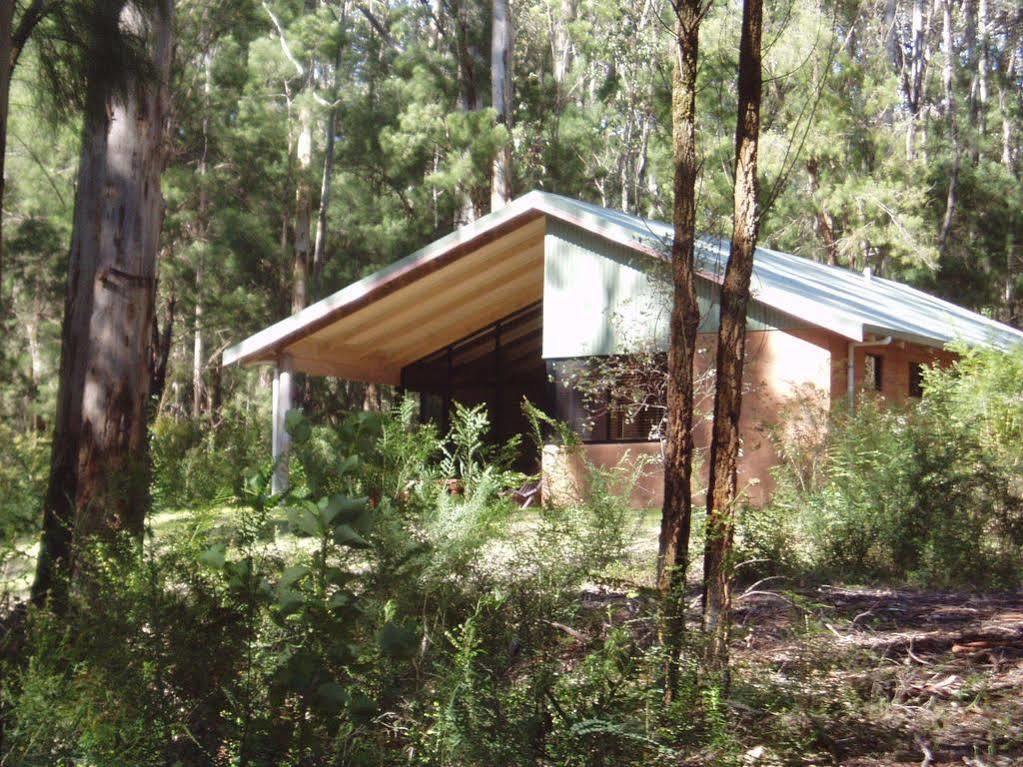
[261,1,305,78]
[357,4,401,51]
[11,0,58,71]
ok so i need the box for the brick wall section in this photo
[543,328,958,508]
[849,341,956,404]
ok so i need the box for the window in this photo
[548,357,666,443]
[908,362,924,398]
[609,402,662,442]
[864,353,883,392]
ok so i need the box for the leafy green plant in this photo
[751,349,1023,587]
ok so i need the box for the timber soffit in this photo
[224,191,1023,368]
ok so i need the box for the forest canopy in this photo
[1,0,1020,429]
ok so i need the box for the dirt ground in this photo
[727,585,1023,766]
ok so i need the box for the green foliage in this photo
[0,424,48,540]
[5,399,675,766]
[750,350,1023,587]
[150,408,268,509]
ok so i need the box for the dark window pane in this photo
[908,362,924,398]
[865,353,883,392]
[550,355,665,443]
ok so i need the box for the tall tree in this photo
[193,37,213,417]
[937,0,959,252]
[293,98,313,313]
[901,0,931,160]
[702,0,764,673]
[490,0,512,210]
[657,0,705,701]
[312,15,347,285]
[32,0,174,606]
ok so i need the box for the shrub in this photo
[150,407,267,509]
[750,349,1023,588]
[0,424,48,539]
[5,398,666,767]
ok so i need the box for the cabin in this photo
[223,191,1023,506]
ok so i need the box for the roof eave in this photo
[222,194,549,368]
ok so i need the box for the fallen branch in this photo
[914,734,934,767]
[544,620,588,642]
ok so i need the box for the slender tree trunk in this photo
[193,45,212,417]
[1000,53,1014,170]
[313,27,346,285]
[312,105,335,283]
[193,260,205,415]
[363,381,380,411]
[490,0,512,211]
[634,115,652,215]
[32,0,174,607]
[1001,50,1018,323]
[209,350,223,416]
[0,0,50,315]
[551,0,574,88]
[807,158,838,265]
[280,209,290,306]
[150,292,174,406]
[977,0,988,131]
[658,0,704,702]
[904,0,927,159]
[965,0,977,117]
[938,0,958,253]
[293,105,313,313]
[0,0,12,313]
[26,277,45,431]
[452,0,486,222]
[702,0,763,676]
[884,0,899,70]
[940,0,952,113]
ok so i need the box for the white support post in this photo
[271,353,294,494]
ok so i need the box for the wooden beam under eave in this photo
[346,257,543,355]
[284,352,402,384]
[382,275,544,365]
[307,231,545,349]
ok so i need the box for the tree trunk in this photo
[193,44,212,417]
[313,29,346,285]
[0,0,50,315]
[904,0,927,159]
[976,0,988,136]
[32,0,174,607]
[938,0,958,253]
[0,0,12,314]
[883,0,899,70]
[363,381,380,412]
[193,259,205,415]
[807,158,838,265]
[490,0,512,211]
[702,0,763,676]
[1000,51,1014,170]
[26,276,45,431]
[657,0,703,702]
[1001,50,1018,323]
[150,292,174,406]
[551,0,574,88]
[293,104,313,313]
[453,0,486,223]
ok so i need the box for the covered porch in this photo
[223,207,549,491]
